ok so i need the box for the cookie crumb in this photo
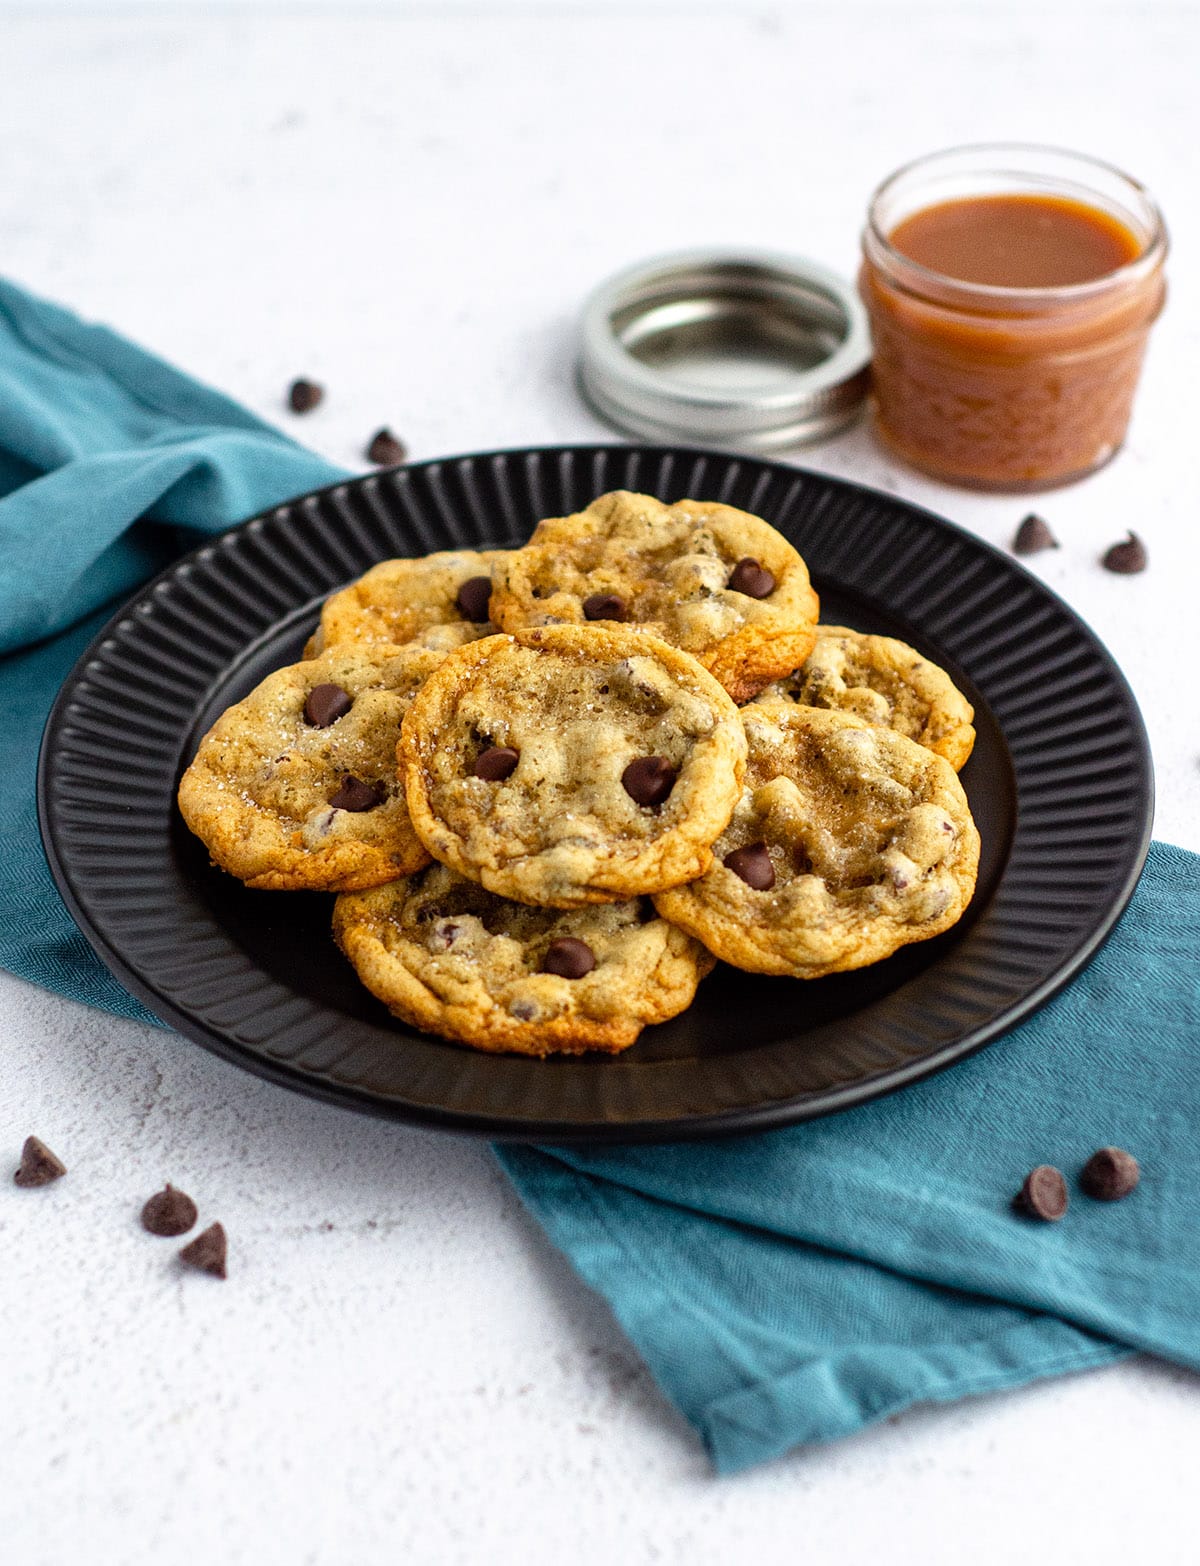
[179,1222,228,1279]
[1102,532,1147,574]
[13,1135,66,1187]
[141,1184,199,1237]
[366,428,407,466]
[1012,514,1058,554]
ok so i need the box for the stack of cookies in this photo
[179,491,980,1056]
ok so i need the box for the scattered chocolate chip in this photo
[179,1222,227,1279]
[288,378,324,414]
[727,557,776,598]
[366,428,407,466]
[1102,532,1147,574]
[304,682,353,727]
[1080,1146,1140,1201]
[13,1135,66,1187]
[141,1184,199,1237]
[328,775,384,811]
[1013,1164,1069,1221]
[474,745,519,781]
[1013,513,1059,554]
[455,575,493,623]
[542,937,596,979]
[583,592,626,622]
[723,843,776,890]
[622,755,677,807]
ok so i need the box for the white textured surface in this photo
[3,6,1199,1564]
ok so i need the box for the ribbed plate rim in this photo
[37,444,1154,1143]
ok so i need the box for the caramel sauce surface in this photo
[888,194,1142,290]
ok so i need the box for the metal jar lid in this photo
[578,248,871,450]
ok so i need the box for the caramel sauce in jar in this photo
[860,147,1168,489]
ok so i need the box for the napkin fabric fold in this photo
[2,278,1196,1476]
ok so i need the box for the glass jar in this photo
[860,145,1168,490]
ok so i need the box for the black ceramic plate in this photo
[39,446,1153,1143]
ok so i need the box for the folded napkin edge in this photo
[702,1317,1127,1473]
[499,1148,1129,1474]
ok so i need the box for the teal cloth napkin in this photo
[500,846,1200,1466]
[0,278,347,1009]
[2,279,1197,1475]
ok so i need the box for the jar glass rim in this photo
[865,142,1168,305]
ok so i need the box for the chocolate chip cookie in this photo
[488,492,819,702]
[334,862,715,1054]
[751,625,976,770]
[654,705,979,977]
[178,643,445,891]
[399,625,748,907]
[306,548,509,656]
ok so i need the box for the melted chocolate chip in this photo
[179,1222,227,1279]
[1013,1165,1069,1221]
[1080,1146,1140,1201]
[304,683,353,727]
[727,557,776,598]
[288,378,324,413]
[366,428,407,466]
[474,746,519,781]
[622,756,677,807]
[141,1184,199,1237]
[13,1135,66,1187]
[542,937,596,979]
[1013,514,1059,554]
[329,776,384,811]
[583,592,626,622]
[1102,532,1147,574]
[455,575,493,623]
[723,843,776,890]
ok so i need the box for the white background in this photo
[2,4,1199,1563]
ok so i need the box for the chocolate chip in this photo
[304,683,353,727]
[1102,532,1147,574]
[474,746,519,781]
[328,775,384,811]
[542,937,596,979]
[455,575,493,623]
[723,843,776,890]
[1013,513,1059,554]
[13,1135,66,1187]
[179,1222,227,1279]
[727,557,776,598]
[288,378,324,414]
[1013,1164,1069,1221]
[366,428,407,466]
[1080,1146,1140,1201]
[583,592,626,622]
[141,1184,199,1237]
[622,755,677,807]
